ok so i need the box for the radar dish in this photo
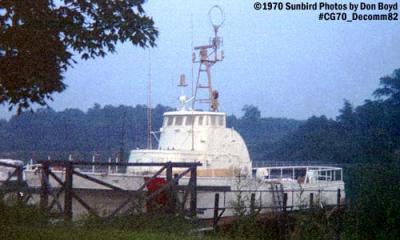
[208,5,225,29]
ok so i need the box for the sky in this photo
[1,0,400,120]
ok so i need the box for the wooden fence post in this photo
[16,165,23,202]
[64,161,73,221]
[337,188,341,207]
[283,193,288,212]
[16,165,23,186]
[189,165,197,217]
[166,162,174,214]
[309,193,314,208]
[213,193,220,231]
[40,161,49,212]
[250,193,256,214]
[282,192,289,240]
[172,173,179,214]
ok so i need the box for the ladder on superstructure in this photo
[270,183,285,211]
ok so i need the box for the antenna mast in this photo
[147,50,153,149]
[192,5,225,112]
[119,111,127,162]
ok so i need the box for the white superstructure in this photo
[127,111,251,177]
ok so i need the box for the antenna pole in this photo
[147,50,153,149]
[120,111,127,161]
[191,13,194,105]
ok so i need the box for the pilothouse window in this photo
[175,116,183,125]
[218,116,224,126]
[198,116,204,125]
[210,116,216,126]
[167,116,173,126]
[185,116,194,125]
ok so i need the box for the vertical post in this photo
[166,162,174,214]
[16,165,23,186]
[115,157,119,173]
[282,192,289,240]
[250,193,256,214]
[283,193,288,212]
[64,161,73,222]
[40,161,49,212]
[309,193,314,208]
[213,193,220,231]
[16,165,23,202]
[318,189,321,206]
[108,157,111,173]
[190,165,197,217]
[173,173,179,213]
[92,155,95,173]
[336,188,343,240]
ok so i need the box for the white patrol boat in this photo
[24,6,345,219]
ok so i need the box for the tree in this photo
[337,99,355,130]
[242,105,261,121]
[0,0,158,112]
[373,69,400,105]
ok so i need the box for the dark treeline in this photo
[0,103,301,162]
[0,104,171,161]
[261,70,400,165]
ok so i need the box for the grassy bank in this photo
[2,226,208,240]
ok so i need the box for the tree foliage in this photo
[0,0,158,112]
[373,69,400,105]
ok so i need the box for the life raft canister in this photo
[144,177,168,212]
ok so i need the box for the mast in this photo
[147,50,152,149]
[119,111,127,162]
[192,5,225,112]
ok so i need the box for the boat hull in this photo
[24,169,345,219]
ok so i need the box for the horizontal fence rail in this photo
[36,160,202,168]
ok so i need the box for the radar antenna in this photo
[192,5,225,112]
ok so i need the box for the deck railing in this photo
[253,165,343,182]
